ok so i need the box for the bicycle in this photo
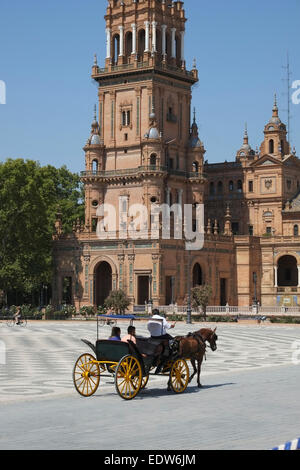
[99,318,117,327]
[6,317,27,328]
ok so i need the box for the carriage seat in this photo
[135,337,165,358]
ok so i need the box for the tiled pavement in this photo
[0,320,299,403]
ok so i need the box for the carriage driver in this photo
[147,309,176,341]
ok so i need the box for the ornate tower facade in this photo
[53,0,237,311]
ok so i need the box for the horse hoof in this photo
[198,384,202,388]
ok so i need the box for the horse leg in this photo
[197,357,204,388]
[189,359,197,384]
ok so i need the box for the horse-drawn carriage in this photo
[72,315,218,400]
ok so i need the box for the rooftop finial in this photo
[193,107,196,124]
[94,104,97,122]
[272,93,279,118]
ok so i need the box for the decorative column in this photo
[298,266,300,288]
[145,21,150,52]
[131,24,137,55]
[106,28,111,60]
[171,27,176,58]
[274,266,278,288]
[180,30,185,63]
[119,25,124,57]
[152,21,157,52]
[161,25,167,58]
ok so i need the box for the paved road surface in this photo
[0,321,299,449]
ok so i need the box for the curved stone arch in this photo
[89,254,118,276]
[190,259,207,286]
[274,252,300,266]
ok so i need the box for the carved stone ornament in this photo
[265,179,273,190]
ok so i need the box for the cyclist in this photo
[13,306,22,325]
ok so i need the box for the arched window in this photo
[156,29,162,57]
[280,140,284,155]
[229,180,234,191]
[294,225,299,237]
[192,263,203,287]
[112,34,120,65]
[125,31,133,62]
[278,255,298,287]
[217,181,223,194]
[237,180,243,193]
[150,154,157,167]
[192,161,199,173]
[209,182,215,196]
[175,35,181,66]
[269,139,274,154]
[138,29,145,60]
[166,32,171,58]
[92,160,98,173]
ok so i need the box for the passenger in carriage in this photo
[109,326,121,341]
[122,325,137,345]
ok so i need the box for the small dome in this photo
[190,136,202,148]
[148,127,160,140]
[90,134,101,145]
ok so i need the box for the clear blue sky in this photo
[0,0,299,173]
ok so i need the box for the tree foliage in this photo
[191,284,213,317]
[104,290,131,315]
[0,158,84,297]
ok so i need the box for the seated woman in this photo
[109,326,121,341]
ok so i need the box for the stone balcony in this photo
[92,61,198,84]
[81,166,206,182]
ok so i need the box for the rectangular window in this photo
[248,180,253,192]
[249,225,253,236]
[266,226,272,234]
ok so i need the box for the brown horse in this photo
[175,328,218,388]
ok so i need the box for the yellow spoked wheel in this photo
[141,374,149,390]
[115,355,142,400]
[73,353,100,397]
[169,359,190,394]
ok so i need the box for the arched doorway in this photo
[278,255,298,287]
[95,262,112,306]
[192,263,203,287]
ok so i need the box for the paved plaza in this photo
[0,320,300,449]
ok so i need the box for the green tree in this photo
[191,285,213,318]
[104,290,131,315]
[0,159,84,303]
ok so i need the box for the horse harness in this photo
[187,332,207,361]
